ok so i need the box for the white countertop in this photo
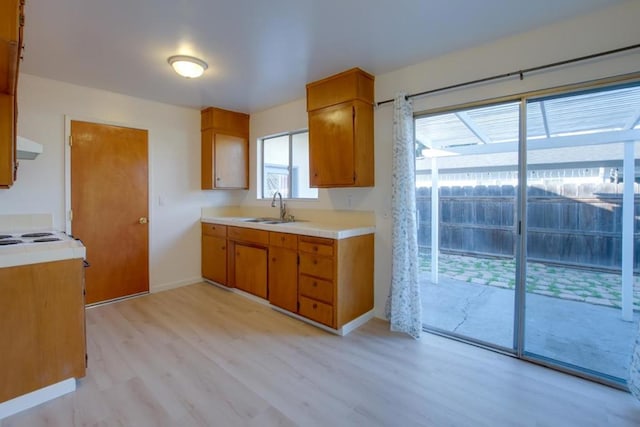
[0,239,86,268]
[201,216,375,239]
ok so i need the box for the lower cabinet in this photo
[201,223,227,285]
[268,232,298,312]
[234,244,268,299]
[201,221,374,331]
[0,258,86,402]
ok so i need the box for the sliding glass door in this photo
[523,85,640,382]
[417,79,640,386]
[417,101,520,350]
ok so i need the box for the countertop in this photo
[201,216,375,239]
[0,239,86,268]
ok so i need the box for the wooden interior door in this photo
[71,120,149,304]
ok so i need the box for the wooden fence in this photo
[416,183,640,272]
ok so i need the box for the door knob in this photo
[139,217,148,224]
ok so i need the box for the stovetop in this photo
[0,231,71,246]
[0,230,86,268]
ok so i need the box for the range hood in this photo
[17,136,44,160]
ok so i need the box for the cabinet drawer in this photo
[269,232,298,250]
[299,253,333,280]
[202,222,227,237]
[299,237,334,257]
[228,226,269,245]
[299,275,333,304]
[299,296,333,327]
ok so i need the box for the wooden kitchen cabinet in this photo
[298,233,374,329]
[268,231,298,313]
[227,226,269,298]
[201,107,249,190]
[201,223,228,285]
[0,258,86,402]
[0,0,24,188]
[306,68,374,188]
[235,244,268,299]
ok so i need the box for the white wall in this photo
[245,1,640,318]
[0,75,243,291]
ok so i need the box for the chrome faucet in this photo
[271,191,286,221]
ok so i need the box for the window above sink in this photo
[259,130,318,201]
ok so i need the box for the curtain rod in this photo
[376,43,640,107]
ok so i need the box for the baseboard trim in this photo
[202,279,373,336]
[0,378,76,420]
[151,277,203,293]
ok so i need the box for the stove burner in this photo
[0,235,12,239]
[32,237,62,243]
[21,232,54,238]
[0,239,23,246]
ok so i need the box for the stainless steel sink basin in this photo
[240,217,291,224]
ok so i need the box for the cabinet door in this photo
[308,103,355,187]
[215,133,248,189]
[268,246,298,312]
[202,235,227,285]
[0,94,15,187]
[235,244,267,298]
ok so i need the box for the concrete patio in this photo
[421,253,640,381]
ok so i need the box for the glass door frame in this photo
[417,72,640,390]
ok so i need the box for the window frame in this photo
[259,129,318,200]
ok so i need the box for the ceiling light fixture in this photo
[167,55,208,78]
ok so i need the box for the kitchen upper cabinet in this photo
[201,223,227,285]
[306,68,374,188]
[0,0,24,188]
[201,107,249,190]
[268,232,298,313]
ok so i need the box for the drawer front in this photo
[202,222,227,238]
[299,296,334,327]
[299,275,333,304]
[299,253,333,280]
[269,232,298,250]
[228,226,269,245]
[298,237,334,257]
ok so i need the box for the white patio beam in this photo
[621,140,635,321]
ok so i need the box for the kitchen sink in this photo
[240,217,291,224]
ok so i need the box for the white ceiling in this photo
[21,0,629,113]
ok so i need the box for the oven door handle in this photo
[83,260,90,268]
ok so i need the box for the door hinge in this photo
[297,254,300,265]
[353,172,357,182]
[68,135,73,147]
[69,210,73,222]
[352,105,356,119]
[85,353,88,368]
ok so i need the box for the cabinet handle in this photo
[313,260,317,265]
[313,303,318,309]
[221,246,226,250]
[281,237,285,242]
[312,281,317,287]
[272,257,276,262]
[312,246,318,252]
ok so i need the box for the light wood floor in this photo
[2,282,640,426]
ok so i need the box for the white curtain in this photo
[385,93,422,339]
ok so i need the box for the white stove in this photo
[0,215,86,268]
